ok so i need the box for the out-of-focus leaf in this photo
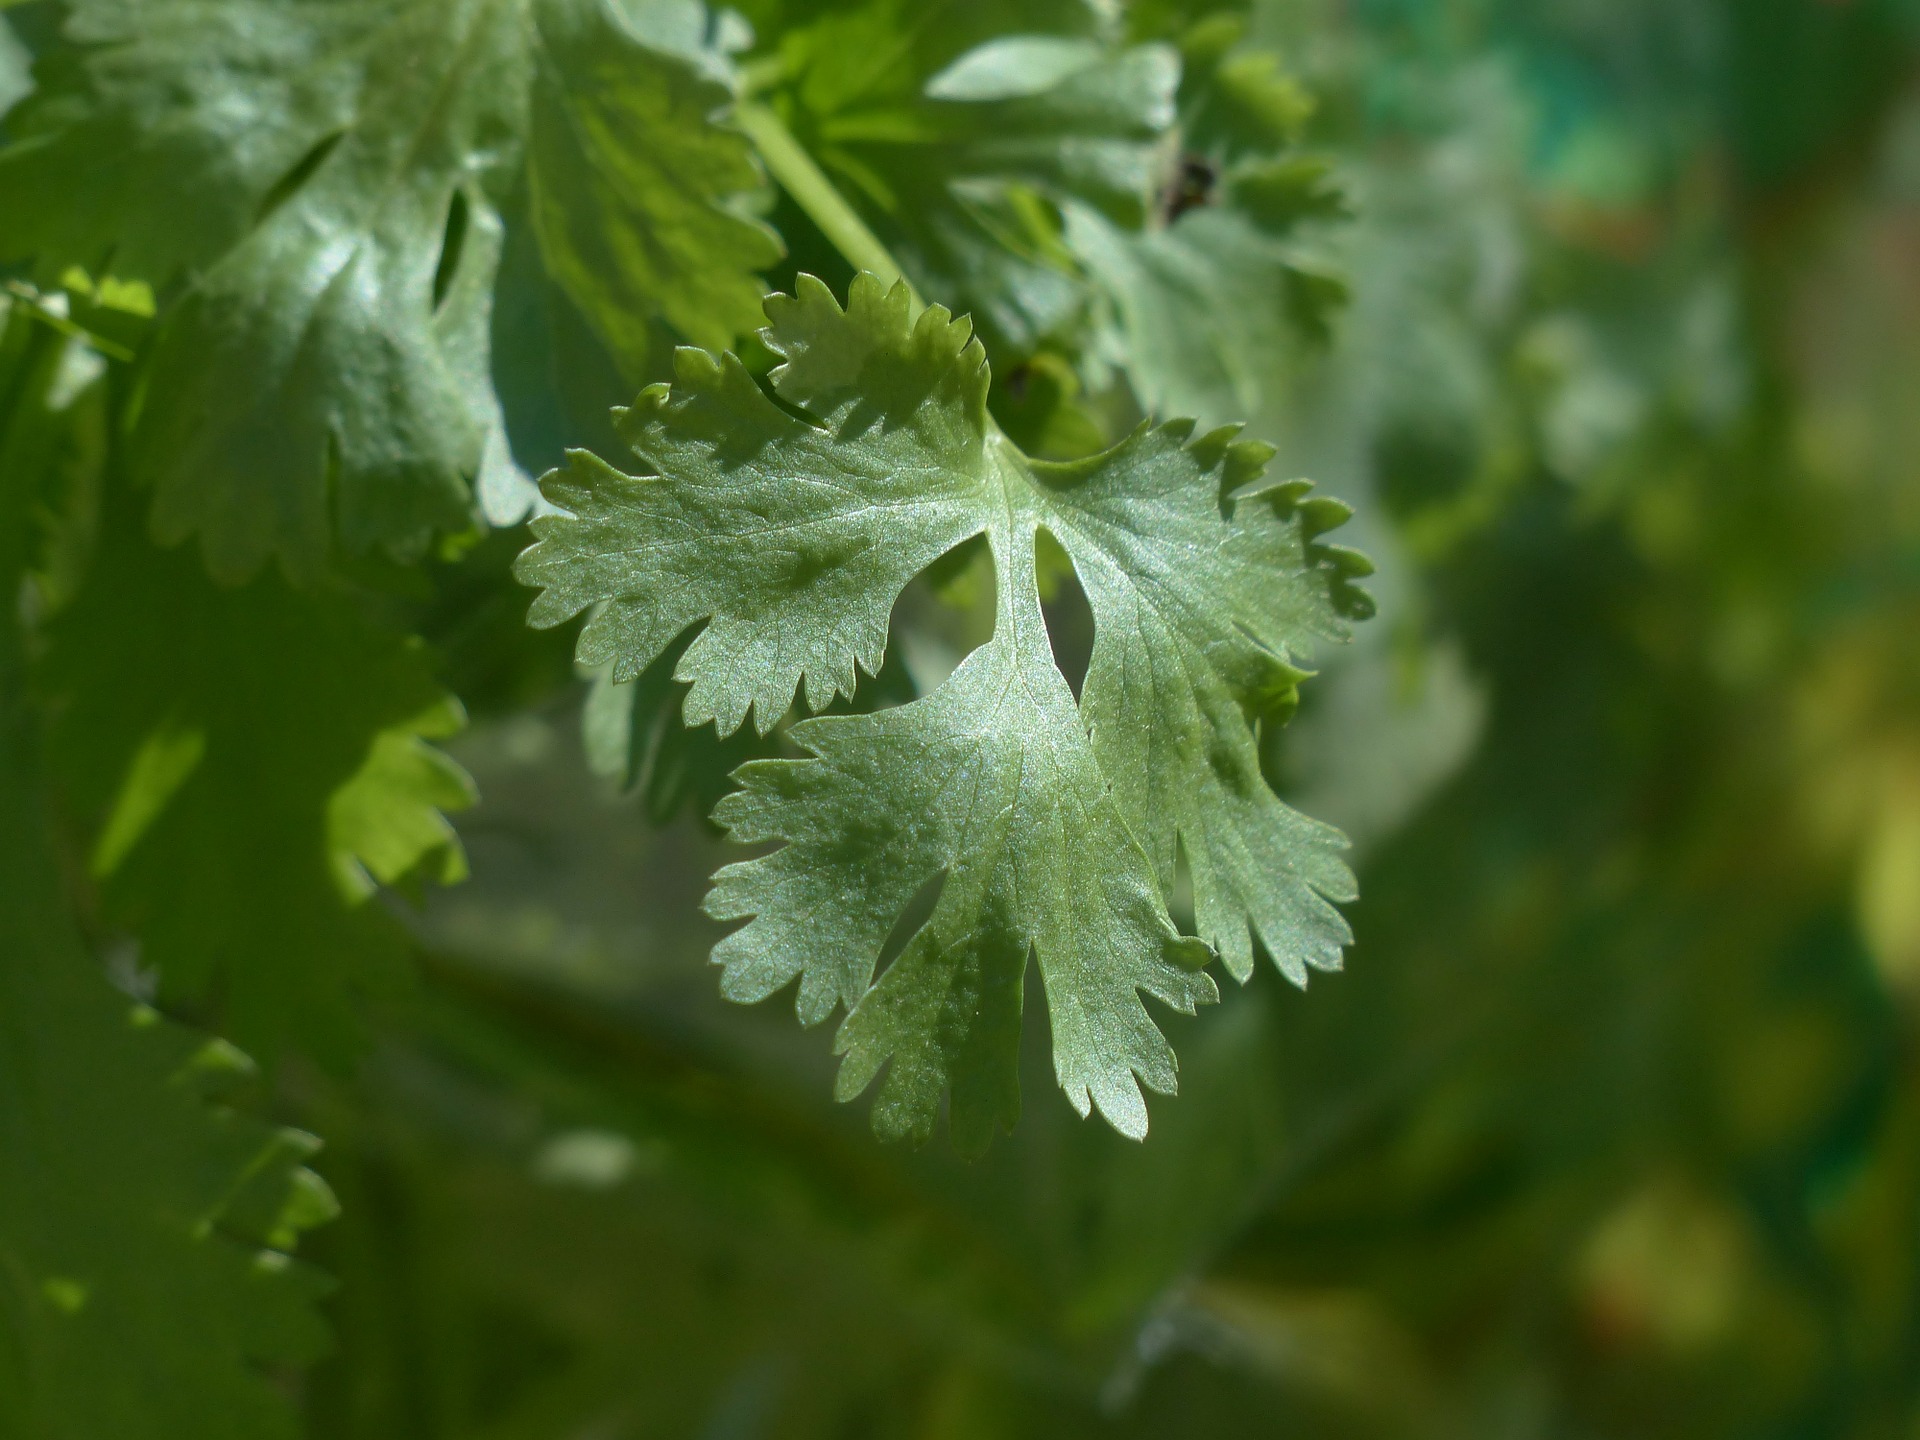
[1070,196,1347,433]
[0,292,331,1440]
[1066,38,1350,430]
[527,0,782,378]
[0,0,775,582]
[42,485,473,1061]
[0,0,534,581]
[0,13,29,118]
[0,794,335,1440]
[768,17,1178,356]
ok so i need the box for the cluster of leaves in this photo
[301,0,1920,1434]
[0,0,1363,1111]
[14,0,1917,1435]
[0,0,1370,1431]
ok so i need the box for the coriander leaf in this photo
[516,273,1368,1147]
[1067,192,1349,435]
[1033,417,1371,984]
[483,181,633,524]
[2,421,331,1436]
[327,694,475,899]
[579,602,919,828]
[0,0,534,582]
[713,550,1218,1153]
[527,0,783,378]
[0,0,775,582]
[1164,18,1320,162]
[757,0,1106,117]
[1066,36,1351,429]
[43,488,475,1062]
[0,780,334,1440]
[774,25,1177,356]
[523,301,983,735]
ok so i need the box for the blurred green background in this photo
[12,0,1920,1434]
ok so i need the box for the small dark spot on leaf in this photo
[1163,154,1218,223]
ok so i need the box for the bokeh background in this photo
[12,0,1920,1435]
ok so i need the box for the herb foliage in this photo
[0,0,1366,1425]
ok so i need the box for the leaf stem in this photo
[3,281,136,363]
[735,102,924,311]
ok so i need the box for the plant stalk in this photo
[735,102,924,311]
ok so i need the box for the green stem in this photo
[735,102,924,310]
[4,282,135,363]
[732,103,1016,443]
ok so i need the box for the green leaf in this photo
[1030,413,1369,986]
[43,491,475,1062]
[0,0,776,582]
[774,25,1178,356]
[766,16,1350,424]
[328,695,476,899]
[1,0,535,581]
[516,273,1367,1148]
[0,803,335,1440]
[1063,32,1351,429]
[0,12,29,119]
[527,0,783,378]
[760,0,1105,117]
[1067,193,1349,433]
[0,318,331,1433]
